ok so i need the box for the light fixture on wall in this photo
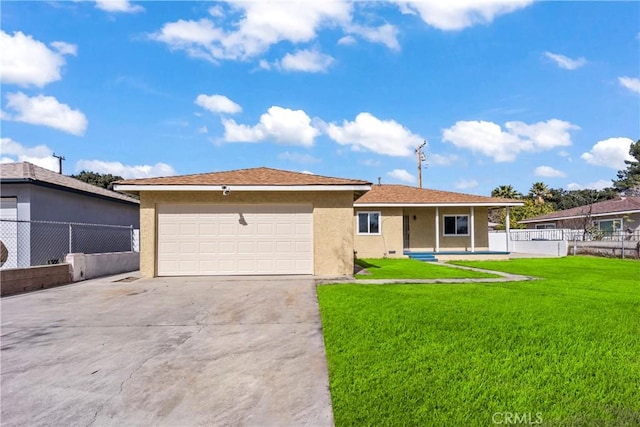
[413,215,417,221]
[222,185,231,196]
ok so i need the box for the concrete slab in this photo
[1,273,333,426]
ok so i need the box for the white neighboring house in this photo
[519,196,640,237]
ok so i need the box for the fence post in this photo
[621,232,625,259]
[68,223,73,254]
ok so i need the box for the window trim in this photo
[596,218,622,232]
[443,214,470,236]
[535,223,556,230]
[357,211,382,235]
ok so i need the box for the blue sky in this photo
[1,0,638,195]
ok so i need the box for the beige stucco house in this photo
[114,167,370,278]
[354,184,522,261]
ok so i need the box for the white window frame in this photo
[596,218,622,232]
[357,211,381,235]
[443,215,470,236]
[535,223,556,230]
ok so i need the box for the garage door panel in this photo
[157,204,313,276]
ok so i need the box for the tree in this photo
[491,185,523,199]
[71,171,124,190]
[613,139,640,194]
[528,182,552,205]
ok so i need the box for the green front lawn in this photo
[318,257,640,426]
[355,258,499,279]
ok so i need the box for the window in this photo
[597,219,622,232]
[357,212,381,235]
[535,224,556,230]
[444,215,469,236]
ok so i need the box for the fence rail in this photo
[506,228,640,242]
[0,219,138,269]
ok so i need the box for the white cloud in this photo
[197,126,208,134]
[0,31,77,87]
[442,119,579,162]
[151,2,401,67]
[75,160,176,179]
[0,137,58,171]
[276,48,334,73]
[534,165,566,178]
[388,169,415,184]
[327,112,423,157]
[278,151,321,164]
[454,178,479,190]
[567,180,611,191]
[360,158,381,167]
[95,0,144,13]
[618,76,640,94]
[151,2,351,62]
[4,92,88,136]
[580,137,634,169]
[543,52,587,70]
[346,23,400,50]
[337,35,357,46]
[394,0,533,31]
[222,106,320,146]
[429,153,461,167]
[195,94,242,114]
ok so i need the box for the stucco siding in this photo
[138,190,355,278]
[356,206,491,254]
[353,207,404,258]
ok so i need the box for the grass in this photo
[318,256,640,426]
[355,258,499,279]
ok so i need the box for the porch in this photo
[403,250,511,262]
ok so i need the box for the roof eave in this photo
[114,184,372,192]
[519,209,640,223]
[354,202,524,208]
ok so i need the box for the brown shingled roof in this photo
[0,162,139,204]
[116,167,371,186]
[354,184,522,206]
[520,196,640,223]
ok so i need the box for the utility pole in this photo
[53,153,65,174]
[415,141,427,188]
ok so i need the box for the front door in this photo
[403,215,410,249]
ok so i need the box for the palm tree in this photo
[491,185,522,199]
[528,182,552,205]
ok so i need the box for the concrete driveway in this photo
[1,274,334,426]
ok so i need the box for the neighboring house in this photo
[519,196,640,234]
[354,184,523,261]
[114,167,371,278]
[0,162,140,268]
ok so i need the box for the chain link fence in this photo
[0,219,138,269]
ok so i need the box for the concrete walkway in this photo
[321,262,537,285]
[1,273,333,427]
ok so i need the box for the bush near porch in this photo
[318,257,640,426]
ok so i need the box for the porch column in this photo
[435,207,440,252]
[470,206,475,252]
[505,207,511,252]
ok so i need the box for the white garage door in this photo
[157,204,313,276]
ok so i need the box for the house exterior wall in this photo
[1,183,139,268]
[138,190,356,278]
[353,207,404,258]
[0,183,139,226]
[354,206,491,256]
